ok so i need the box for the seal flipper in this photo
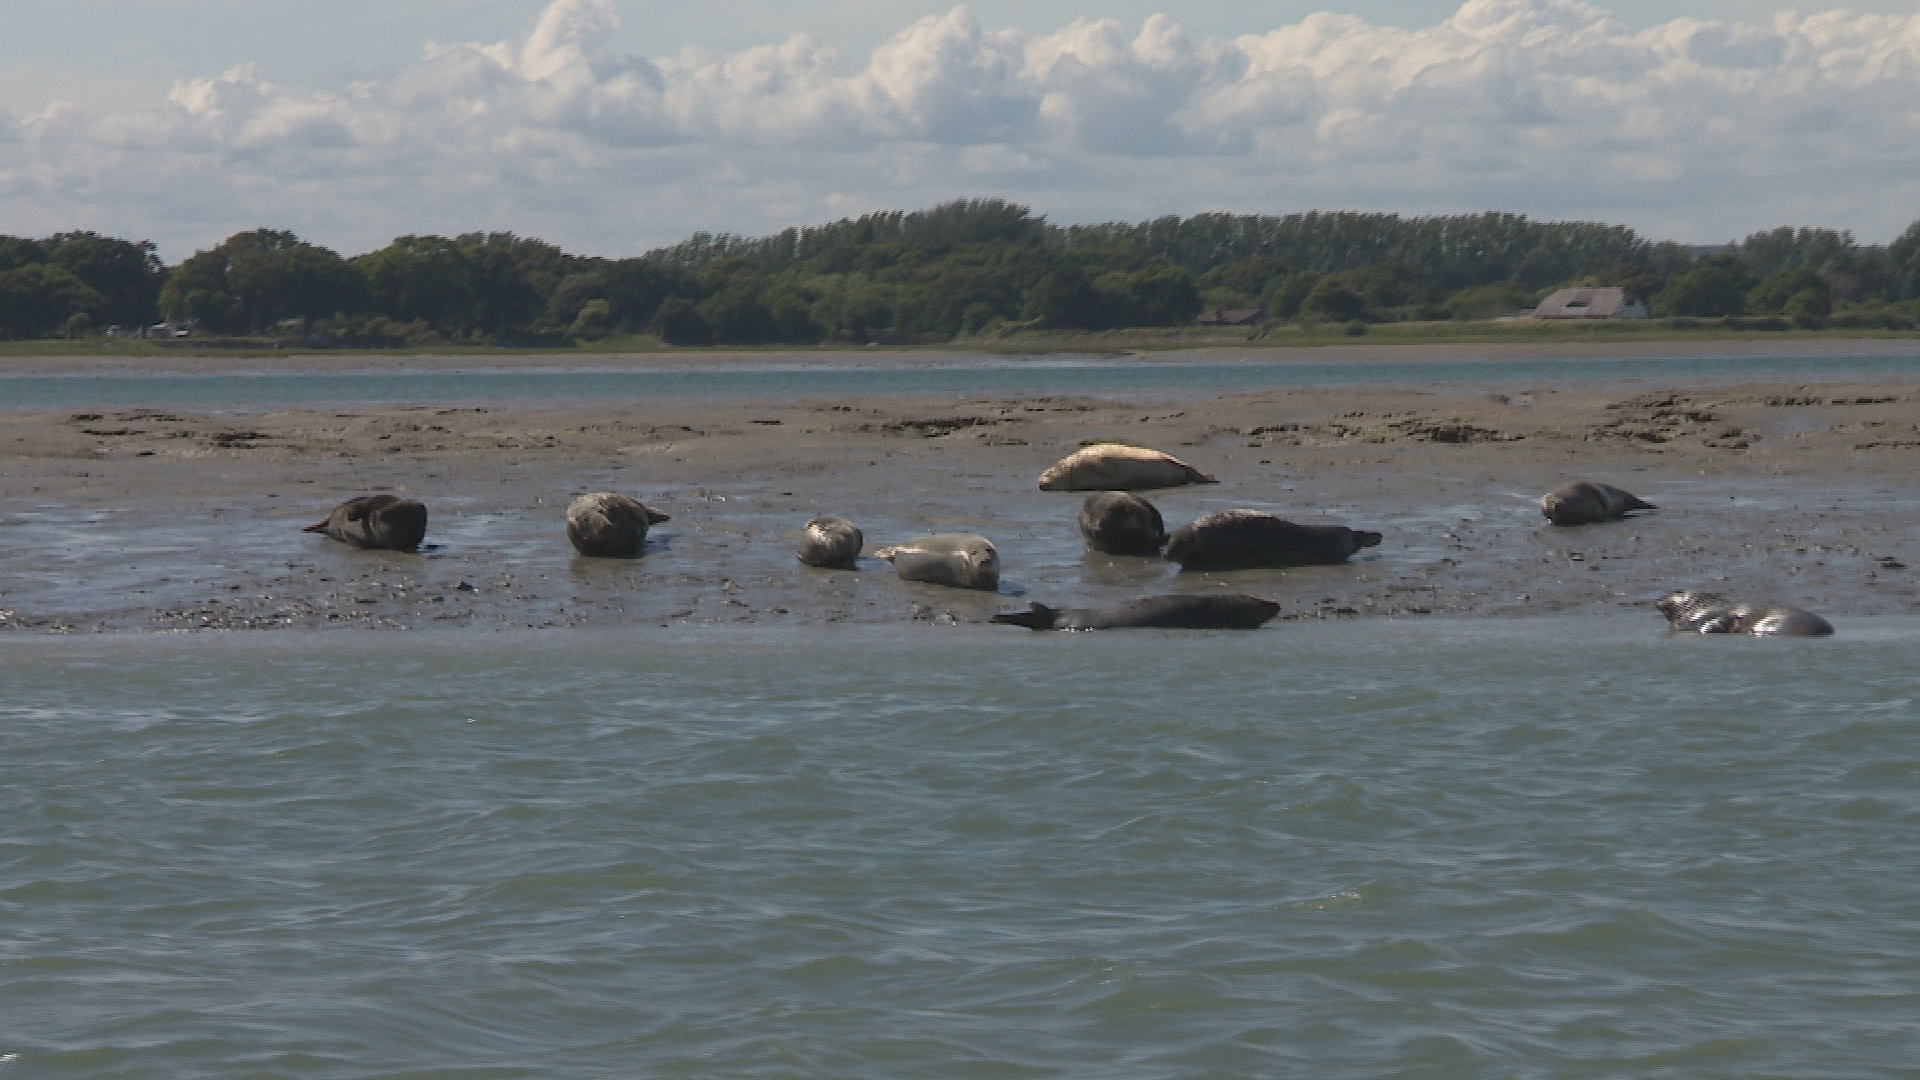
[990,603,1060,630]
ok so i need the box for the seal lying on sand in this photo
[873,534,1000,590]
[798,516,863,569]
[1655,590,1833,636]
[993,594,1280,631]
[303,495,428,552]
[565,492,670,558]
[1162,510,1382,571]
[1037,444,1218,491]
[1541,482,1656,526]
[1079,492,1166,556]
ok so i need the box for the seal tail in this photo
[1626,496,1657,511]
[1353,530,1383,548]
[644,505,671,525]
[990,603,1057,630]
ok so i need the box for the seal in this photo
[303,494,428,552]
[1541,481,1656,526]
[565,492,669,558]
[1655,590,1833,636]
[1079,491,1166,556]
[1161,510,1382,571]
[873,533,1000,590]
[1037,444,1218,491]
[992,594,1280,631]
[798,515,863,569]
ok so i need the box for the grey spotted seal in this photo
[873,534,1000,590]
[1079,492,1166,556]
[1655,590,1833,636]
[1037,444,1218,491]
[993,594,1280,631]
[303,495,428,552]
[565,492,669,558]
[798,516,863,569]
[1541,482,1655,526]
[1162,510,1382,571]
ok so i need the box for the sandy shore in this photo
[3,361,1919,632]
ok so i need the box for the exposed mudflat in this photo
[3,373,1918,632]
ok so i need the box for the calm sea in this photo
[5,350,1920,408]
[5,623,1919,1078]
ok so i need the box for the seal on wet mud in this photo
[873,534,1000,590]
[1037,444,1218,491]
[1079,491,1166,556]
[1540,482,1656,526]
[565,492,670,558]
[303,495,428,552]
[992,594,1280,631]
[1162,510,1381,571]
[1655,590,1833,636]
[798,516,863,569]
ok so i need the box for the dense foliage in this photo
[7,203,1920,343]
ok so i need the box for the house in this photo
[1531,287,1648,320]
[1194,308,1263,327]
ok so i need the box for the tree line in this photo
[6,201,1920,344]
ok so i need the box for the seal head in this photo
[303,495,428,552]
[1541,482,1656,526]
[1162,510,1381,571]
[1655,590,1833,636]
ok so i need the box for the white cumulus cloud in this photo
[3,0,1918,260]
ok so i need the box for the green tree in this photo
[160,230,364,331]
[0,264,106,338]
[1655,258,1751,317]
[41,233,165,326]
[1092,263,1201,327]
[1304,278,1366,322]
[1444,283,1533,320]
[1023,266,1102,328]
[1747,268,1828,314]
[354,236,474,332]
[650,297,711,345]
[1783,289,1830,328]
[1265,271,1323,322]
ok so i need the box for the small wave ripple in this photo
[3,625,1919,1078]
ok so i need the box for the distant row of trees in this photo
[7,202,1920,344]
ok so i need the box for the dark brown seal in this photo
[1078,492,1166,556]
[565,492,670,558]
[1541,482,1656,526]
[993,594,1280,631]
[1162,510,1382,571]
[1655,590,1833,636]
[798,516,863,569]
[303,495,428,552]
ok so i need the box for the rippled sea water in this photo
[4,350,1920,408]
[5,623,1918,1078]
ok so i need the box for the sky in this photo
[3,0,1919,261]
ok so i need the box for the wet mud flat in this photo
[2,378,1918,633]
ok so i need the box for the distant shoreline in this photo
[6,335,1920,378]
